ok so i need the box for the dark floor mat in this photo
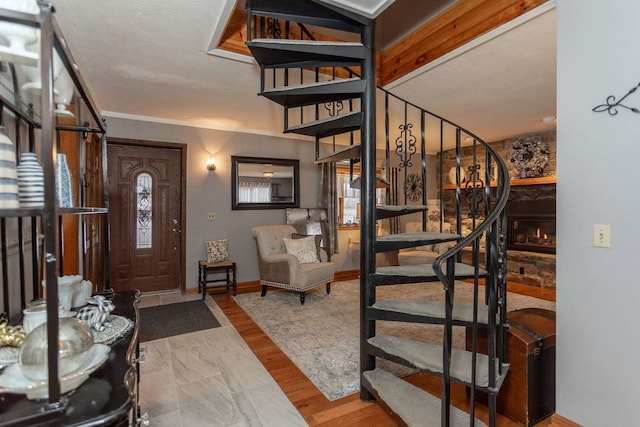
[139,300,221,342]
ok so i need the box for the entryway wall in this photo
[104,116,322,290]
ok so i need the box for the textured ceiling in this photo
[49,0,556,149]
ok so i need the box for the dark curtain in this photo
[321,162,338,255]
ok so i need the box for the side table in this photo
[198,260,237,299]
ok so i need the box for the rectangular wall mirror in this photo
[231,156,300,210]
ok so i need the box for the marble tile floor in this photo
[138,290,307,427]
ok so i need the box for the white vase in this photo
[56,153,73,207]
[54,69,75,118]
[0,126,19,208]
[41,274,82,313]
[448,166,465,185]
[17,152,44,207]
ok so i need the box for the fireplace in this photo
[507,200,556,254]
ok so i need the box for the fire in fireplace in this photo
[507,200,556,254]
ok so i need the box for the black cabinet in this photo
[1,291,140,426]
[0,4,135,426]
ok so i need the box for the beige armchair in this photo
[251,224,335,304]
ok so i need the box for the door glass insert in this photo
[136,173,152,249]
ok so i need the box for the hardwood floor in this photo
[212,281,577,427]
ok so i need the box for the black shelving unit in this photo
[0,3,139,426]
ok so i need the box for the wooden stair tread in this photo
[375,231,460,252]
[372,263,487,285]
[260,78,365,107]
[286,111,361,137]
[362,368,488,427]
[316,143,361,163]
[369,300,489,326]
[246,39,365,68]
[248,0,364,33]
[367,334,507,390]
[375,205,427,219]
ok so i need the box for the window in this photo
[337,168,385,228]
[136,173,152,249]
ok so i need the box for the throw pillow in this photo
[205,239,230,263]
[283,235,319,264]
[292,233,322,260]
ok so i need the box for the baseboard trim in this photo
[334,269,360,281]
[549,413,582,426]
[205,272,361,296]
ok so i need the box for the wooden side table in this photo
[198,260,237,299]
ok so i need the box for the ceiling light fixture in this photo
[263,171,273,178]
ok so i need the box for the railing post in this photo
[359,19,376,402]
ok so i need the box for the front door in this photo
[107,140,184,293]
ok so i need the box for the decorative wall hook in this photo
[593,81,640,115]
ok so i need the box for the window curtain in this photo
[238,181,271,203]
[321,163,338,255]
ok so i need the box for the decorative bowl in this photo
[18,317,94,380]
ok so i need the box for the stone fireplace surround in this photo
[439,130,557,289]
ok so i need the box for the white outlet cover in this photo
[593,224,611,248]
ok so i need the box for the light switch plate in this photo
[593,224,611,248]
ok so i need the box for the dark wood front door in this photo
[107,140,184,293]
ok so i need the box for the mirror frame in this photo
[231,155,300,210]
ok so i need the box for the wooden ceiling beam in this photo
[377,0,549,86]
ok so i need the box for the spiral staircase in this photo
[245,1,511,425]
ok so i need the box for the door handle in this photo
[171,218,181,233]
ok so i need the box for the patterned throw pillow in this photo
[205,239,230,263]
[292,233,322,260]
[283,235,319,264]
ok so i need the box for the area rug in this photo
[139,300,221,342]
[233,280,555,401]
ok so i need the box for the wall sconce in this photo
[207,157,217,172]
[263,171,274,178]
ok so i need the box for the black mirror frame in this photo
[231,155,300,210]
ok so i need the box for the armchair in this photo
[397,221,453,265]
[251,224,335,304]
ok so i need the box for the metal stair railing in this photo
[246,12,361,164]
[245,6,511,426]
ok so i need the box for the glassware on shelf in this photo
[0,0,39,66]
[20,38,64,94]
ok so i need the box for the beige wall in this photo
[105,116,324,289]
[104,116,381,289]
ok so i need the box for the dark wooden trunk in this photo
[466,307,556,426]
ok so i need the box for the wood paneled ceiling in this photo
[218,0,549,86]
